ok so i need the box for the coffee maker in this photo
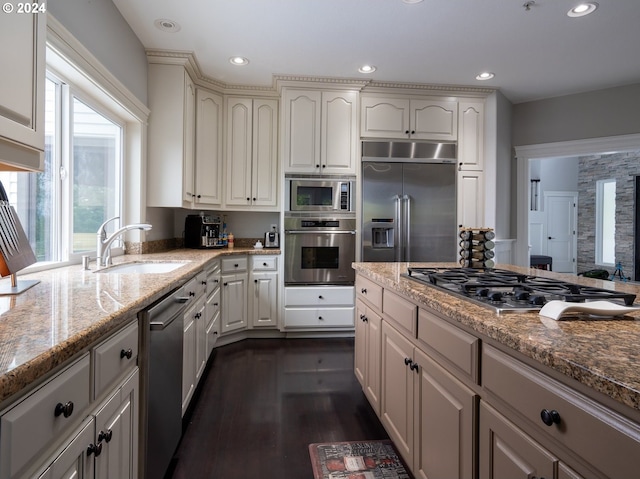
[185,214,224,248]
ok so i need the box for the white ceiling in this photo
[112,0,640,104]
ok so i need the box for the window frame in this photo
[595,178,616,267]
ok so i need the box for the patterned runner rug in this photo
[309,440,412,478]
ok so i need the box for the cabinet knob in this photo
[54,401,74,418]
[253,197,256,201]
[321,164,326,168]
[405,130,410,135]
[410,362,419,373]
[246,197,250,201]
[404,357,413,366]
[234,264,239,267]
[411,130,415,135]
[87,442,103,457]
[316,164,320,168]
[318,316,324,320]
[197,194,202,199]
[189,291,195,297]
[202,280,207,286]
[263,262,268,267]
[361,288,367,294]
[540,409,561,426]
[98,429,113,443]
[254,279,258,283]
[223,282,228,286]
[318,295,324,299]
[120,348,133,360]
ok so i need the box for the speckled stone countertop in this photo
[0,247,279,406]
[353,262,640,414]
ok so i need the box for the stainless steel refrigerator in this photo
[361,141,457,262]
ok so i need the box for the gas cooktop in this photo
[405,267,637,314]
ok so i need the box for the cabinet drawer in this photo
[221,256,247,273]
[382,289,417,336]
[0,354,91,479]
[93,322,139,399]
[206,287,221,326]
[356,275,382,311]
[252,256,278,271]
[482,345,640,479]
[285,286,354,307]
[205,261,220,295]
[417,308,479,383]
[284,307,354,328]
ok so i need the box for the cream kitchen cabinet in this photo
[181,272,207,416]
[457,100,485,228]
[147,63,196,208]
[220,256,249,334]
[360,96,458,141]
[458,170,484,228]
[2,320,139,479]
[283,286,355,330]
[355,299,382,416]
[225,98,278,208]
[205,260,221,357]
[250,255,278,329]
[282,88,358,175]
[0,9,45,171]
[194,88,224,207]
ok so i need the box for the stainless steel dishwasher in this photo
[139,283,192,479]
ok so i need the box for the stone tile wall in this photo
[577,151,640,279]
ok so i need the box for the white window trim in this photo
[595,179,616,267]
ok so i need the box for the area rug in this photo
[309,440,411,479]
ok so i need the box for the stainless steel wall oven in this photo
[284,216,356,285]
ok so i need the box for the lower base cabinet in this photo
[38,369,139,479]
[380,320,477,478]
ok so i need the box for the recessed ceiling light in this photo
[402,0,424,3]
[358,65,377,74]
[229,56,249,66]
[154,18,181,33]
[475,72,495,81]
[567,2,598,17]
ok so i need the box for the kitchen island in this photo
[353,262,640,479]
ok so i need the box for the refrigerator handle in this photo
[394,194,402,262]
[403,195,411,262]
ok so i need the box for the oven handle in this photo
[285,230,356,234]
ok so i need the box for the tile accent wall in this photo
[578,151,640,278]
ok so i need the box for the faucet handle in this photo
[97,216,120,238]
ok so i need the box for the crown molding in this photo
[274,75,370,92]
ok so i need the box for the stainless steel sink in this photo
[95,261,188,274]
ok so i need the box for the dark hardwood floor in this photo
[169,338,389,478]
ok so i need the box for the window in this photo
[595,179,616,266]
[0,74,123,266]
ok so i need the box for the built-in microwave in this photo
[286,176,355,213]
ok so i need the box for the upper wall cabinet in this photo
[194,88,224,208]
[147,63,196,208]
[282,89,358,175]
[458,100,484,171]
[0,11,45,171]
[360,96,458,141]
[225,98,279,209]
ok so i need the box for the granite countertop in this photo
[353,262,640,413]
[0,247,280,406]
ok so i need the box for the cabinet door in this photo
[182,74,196,204]
[251,99,278,206]
[195,89,223,207]
[380,321,415,465]
[221,273,248,333]
[182,303,197,415]
[0,11,45,169]
[360,97,410,139]
[458,101,484,171]
[479,402,557,479]
[39,418,95,479]
[94,370,138,479]
[354,299,368,387]
[413,349,476,479]
[410,99,458,141]
[225,98,253,206]
[282,89,322,173]
[321,91,358,174]
[457,170,484,229]
[364,307,382,416]
[251,271,278,328]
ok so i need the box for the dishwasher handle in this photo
[146,286,190,331]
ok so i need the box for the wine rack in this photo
[459,227,495,268]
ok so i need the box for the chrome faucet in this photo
[96,216,152,268]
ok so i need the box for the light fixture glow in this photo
[154,18,181,33]
[358,65,377,74]
[567,2,598,17]
[229,56,249,66]
[402,0,424,3]
[475,72,495,81]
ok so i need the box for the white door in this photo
[545,192,577,273]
